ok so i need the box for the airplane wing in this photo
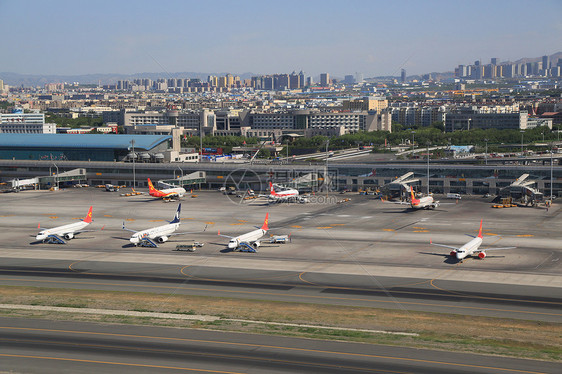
[217,230,234,239]
[122,222,138,233]
[170,225,208,236]
[381,199,410,205]
[479,246,516,251]
[429,242,460,251]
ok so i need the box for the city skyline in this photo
[1,0,561,77]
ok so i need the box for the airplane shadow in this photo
[418,252,460,264]
[220,248,234,253]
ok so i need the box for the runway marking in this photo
[68,261,82,272]
[316,226,333,229]
[516,234,534,237]
[0,215,14,217]
[0,338,406,374]
[0,329,549,374]
[413,227,426,230]
[49,216,58,219]
[383,229,395,232]
[484,233,498,236]
[103,215,112,217]
[237,219,248,223]
[413,230,429,233]
[150,219,165,222]
[125,218,135,222]
[0,353,242,373]
[290,225,302,229]
[183,267,303,282]
[205,222,215,225]
[229,223,244,226]
[330,223,346,226]
[2,277,560,317]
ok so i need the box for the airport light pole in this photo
[130,139,136,188]
[426,142,430,194]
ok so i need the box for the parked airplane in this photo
[430,220,515,261]
[122,204,203,247]
[383,189,440,209]
[268,182,299,201]
[36,206,94,244]
[219,213,269,252]
[147,178,186,200]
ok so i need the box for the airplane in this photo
[122,204,204,247]
[264,182,309,203]
[147,178,186,200]
[383,188,440,210]
[430,219,515,261]
[218,213,269,252]
[36,206,94,244]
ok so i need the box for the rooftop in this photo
[0,134,172,150]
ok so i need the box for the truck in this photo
[175,242,204,252]
[446,193,462,200]
[269,235,290,244]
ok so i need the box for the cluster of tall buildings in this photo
[455,56,562,79]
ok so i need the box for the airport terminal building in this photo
[0,134,173,162]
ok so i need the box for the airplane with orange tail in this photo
[218,213,269,252]
[268,182,299,201]
[430,220,515,261]
[36,206,94,244]
[147,178,186,200]
[382,188,440,210]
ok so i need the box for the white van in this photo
[447,193,462,199]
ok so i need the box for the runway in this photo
[0,258,560,322]
[0,317,558,374]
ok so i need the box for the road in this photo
[0,318,558,374]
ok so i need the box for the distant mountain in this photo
[513,51,562,65]
[0,71,258,87]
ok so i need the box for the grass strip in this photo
[0,285,560,362]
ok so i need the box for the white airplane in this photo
[36,206,94,244]
[430,220,515,261]
[122,204,204,247]
[383,188,440,210]
[268,182,299,201]
[147,178,186,200]
[219,213,269,252]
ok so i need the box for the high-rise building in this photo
[355,72,363,83]
[344,75,355,84]
[298,71,306,87]
[0,79,3,91]
[320,73,330,86]
[491,57,498,65]
[400,69,406,83]
[542,55,549,70]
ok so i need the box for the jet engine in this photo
[252,241,261,249]
[478,252,486,259]
[157,236,169,243]
[64,233,74,240]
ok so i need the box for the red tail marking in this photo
[410,189,420,205]
[218,230,221,236]
[83,206,93,224]
[38,223,40,229]
[478,219,483,238]
[261,213,269,231]
[269,182,276,195]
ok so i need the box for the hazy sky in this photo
[1,0,561,77]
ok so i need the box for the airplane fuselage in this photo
[130,222,180,244]
[149,187,186,198]
[455,236,483,260]
[411,195,438,209]
[36,221,89,241]
[228,228,266,249]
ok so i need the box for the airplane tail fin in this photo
[147,178,157,193]
[269,181,276,195]
[83,206,93,224]
[477,219,483,238]
[170,204,181,224]
[261,213,269,231]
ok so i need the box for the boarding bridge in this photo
[499,174,544,206]
[379,172,420,200]
[11,168,86,189]
[159,171,206,189]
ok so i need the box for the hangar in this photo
[0,134,172,162]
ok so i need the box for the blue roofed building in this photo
[0,134,173,162]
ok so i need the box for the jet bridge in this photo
[159,171,206,189]
[499,173,544,206]
[380,172,420,200]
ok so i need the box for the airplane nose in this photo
[130,237,139,244]
[228,243,236,249]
